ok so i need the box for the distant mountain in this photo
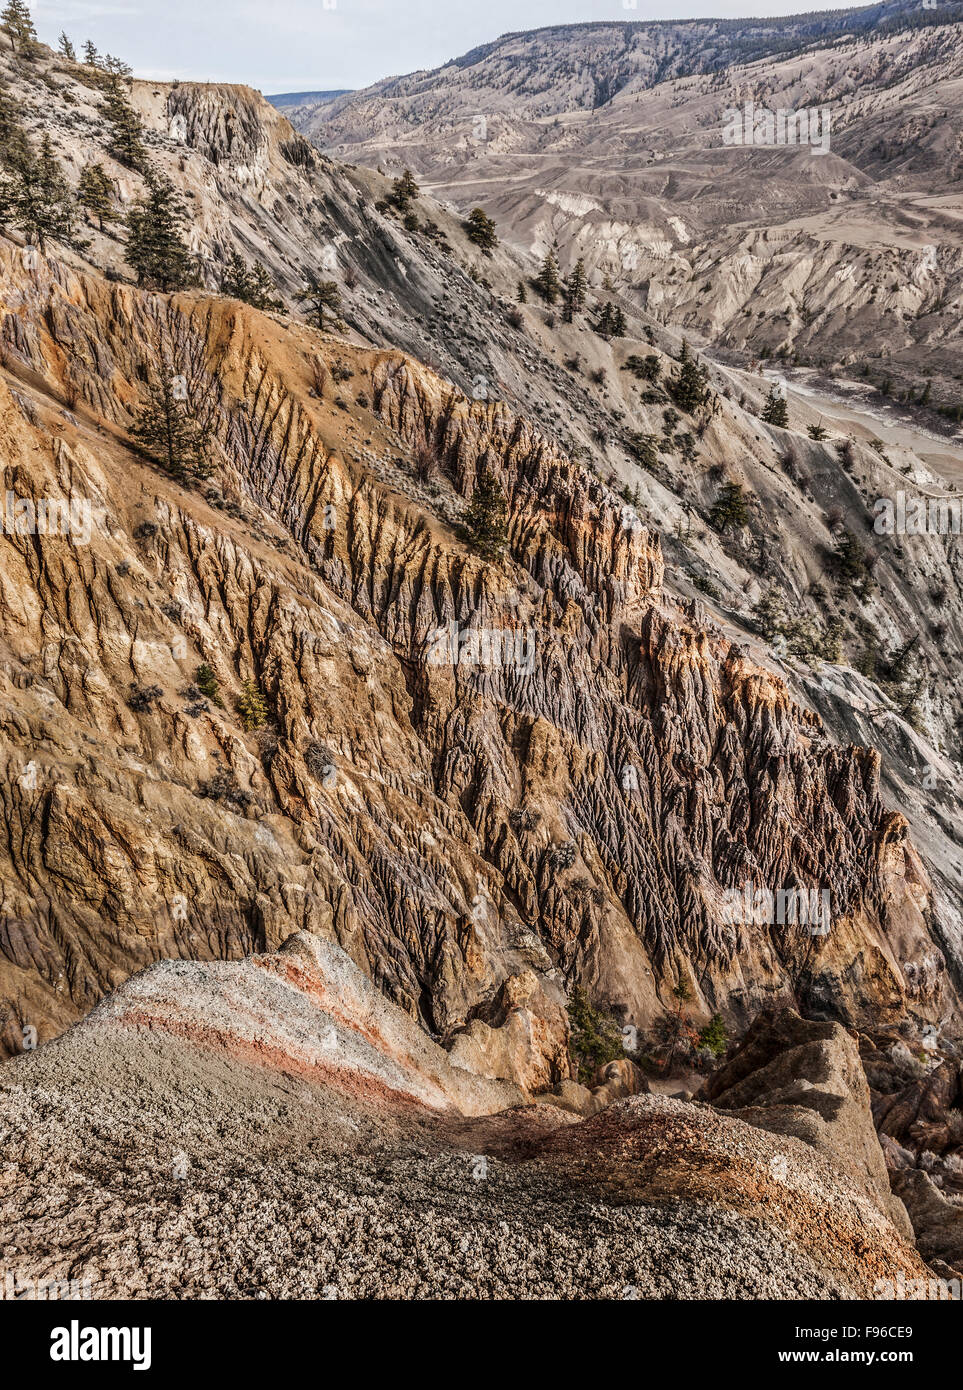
[295,1,961,141]
[286,4,963,413]
[266,88,352,109]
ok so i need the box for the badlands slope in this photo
[0,932,932,1299]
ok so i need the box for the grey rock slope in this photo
[302,6,963,411]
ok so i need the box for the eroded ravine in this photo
[0,240,949,1067]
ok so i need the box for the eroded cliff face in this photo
[8,44,963,781]
[0,238,948,1062]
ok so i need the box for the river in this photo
[754,367,963,489]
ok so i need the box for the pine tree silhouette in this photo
[761,385,790,428]
[125,175,197,290]
[131,373,211,482]
[596,301,627,338]
[1,133,73,249]
[562,258,587,322]
[102,74,147,170]
[0,84,29,169]
[533,251,562,304]
[463,207,498,255]
[461,469,508,559]
[708,481,750,533]
[296,273,342,330]
[221,252,283,311]
[77,163,114,231]
[667,341,707,412]
[237,679,270,731]
[1,0,37,54]
[391,168,419,209]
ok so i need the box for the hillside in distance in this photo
[296,4,963,411]
[266,89,352,115]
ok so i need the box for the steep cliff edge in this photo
[0,238,949,1060]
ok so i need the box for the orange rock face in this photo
[0,240,950,1064]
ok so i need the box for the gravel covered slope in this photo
[0,934,930,1300]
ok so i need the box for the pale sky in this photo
[33,0,868,94]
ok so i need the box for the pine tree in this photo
[82,39,100,66]
[595,301,626,338]
[567,988,624,1085]
[708,481,751,533]
[247,262,283,312]
[753,586,786,640]
[461,468,508,560]
[102,74,147,170]
[390,167,419,209]
[678,431,698,466]
[220,251,282,311]
[131,373,211,482]
[57,32,77,61]
[819,616,845,663]
[103,54,132,79]
[0,83,28,168]
[296,273,342,330]
[77,162,114,230]
[1,0,37,54]
[829,528,867,588]
[655,978,699,1071]
[887,635,920,688]
[516,279,527,304]
[622,353,661,383]
[697,1014,728,1058]
[627,432,660,471]
[533,250,562,304]
[220,250,249,300]
[195,663,223,707]
[761,384,790,428]
[463,207,498,255]
[562,258,587,322]
[125,175,198,291]
[667,345,707,413]
[1,133,74,249]
[236,678,269,731]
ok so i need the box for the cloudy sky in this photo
[33,0,855,94]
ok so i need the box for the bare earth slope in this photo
[0,932,930,1299]
[1,19,962,1303]
[0,234,954,1063]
